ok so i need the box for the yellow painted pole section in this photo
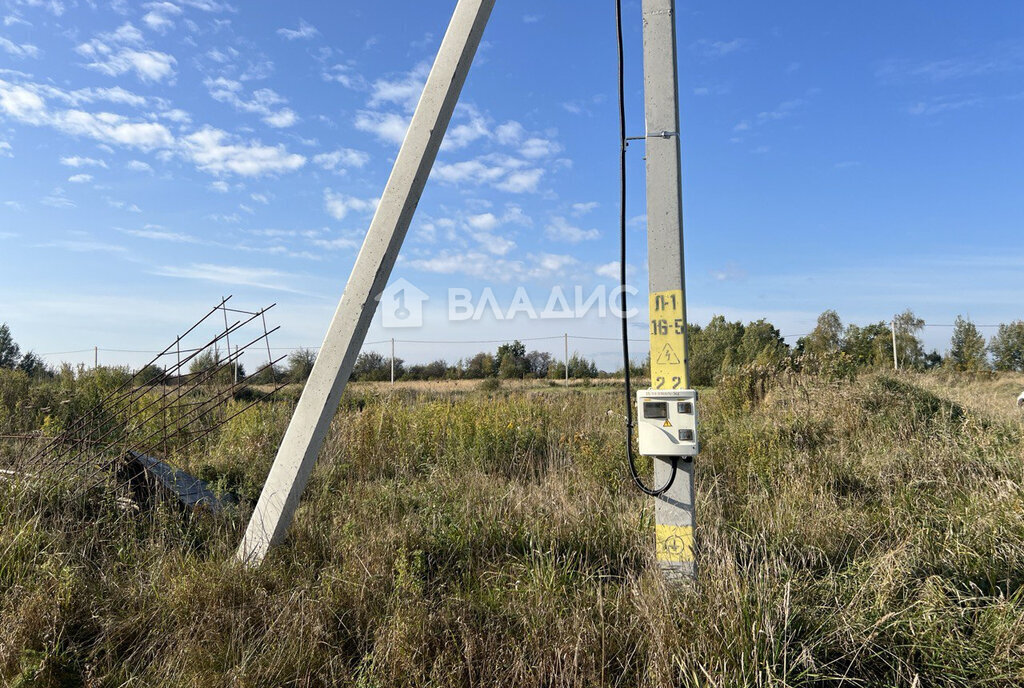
[649,289,688,390]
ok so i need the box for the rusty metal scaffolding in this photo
[14,297,287,502]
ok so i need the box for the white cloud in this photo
[264,109,297,128]
[0,141,12,157]
[496,168,544,193]
[83,49,177,82]
[755,98,806,124]
[432,159,507,185]
[596,261,635,280]
[495,120,525,145]
[42,240,127,254]
[0,81,175,150]
[159,108,191,123]
[0,82,45,119]
[354,110,410,146]
[209,180,229,193]
[545,216,599,243]
[0,37,40,59]
[466,213,499,231]
[691,38,748,58]
[15,0,64,16]
[250,192,269,204]
[206,212,239,223]
[442,105,489,151]
[41,188,74,208]
[538,253,576,273]
[519,137,561,159]
[43,85,150,108]
[120,226,196,242]
[572,202,599,216]
[321,64,365,90]
[204,77,298,128]
[180,127,306,177]
[76,23,177,83]
[106,198,142,213]
[313,148,370,171]
[277,19,319,40]
[154,263,305,293]
[176,0,234,12]
[57,110,175,149]
[323,188,378,221]
[68,173,92,183]
[407,251,571,282]
[126,159,152,172]
[142,2,182,32]
[472,232,515,255]
[432,154,544,194]
[907,96,983,116]
[60,156,107,168]
[369,62,430,111]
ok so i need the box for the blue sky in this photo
[0,0,1021,371]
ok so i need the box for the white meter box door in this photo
[636,389,699,457]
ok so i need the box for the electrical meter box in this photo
[636,389,699,457]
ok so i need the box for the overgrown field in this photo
[2,370,1024,686]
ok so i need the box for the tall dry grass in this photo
[1,372,1023,686]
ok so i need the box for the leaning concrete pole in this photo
[642,0,697,580]
[237,0,496,566]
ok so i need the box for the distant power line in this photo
[37,320,1008,359]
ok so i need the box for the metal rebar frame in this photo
[15,298,286,505]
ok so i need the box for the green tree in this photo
[16,351,50,378]
[188,349,240,384]
[496,340,529,379]
[526,350,552,378]
[948,316,988,371]
[351,351,401,381]
[566,354,598,379]
[842,322,892,368]
[287,348,318,383]
[689,316,744,386]
[802,310,843,357]
[893,309,926,369]
[0,323,21,369]
[248,363,285,385]
[990,320,1024,372]
[465,352,497,379]
[736,319,788,366]
[136,364,166,386]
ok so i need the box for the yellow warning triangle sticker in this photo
[663,420,672,428]
[656,343,681,366]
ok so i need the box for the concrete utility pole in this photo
[237,0,496,566]
[642,0,696,580]
[564,333,569,387]
[892,320,899,371]
[390,338,396,385]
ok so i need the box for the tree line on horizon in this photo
[2,310,1024,386]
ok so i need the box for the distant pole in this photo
[892,319,899,371]
[237,0,496,566]
[234,345,240,384]
[390,338,395,384]
[564,333,569,387]
[94,346,98,369]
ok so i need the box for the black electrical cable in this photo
[616,0,677,497]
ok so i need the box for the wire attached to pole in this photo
[616,0,677,497]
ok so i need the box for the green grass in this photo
[2,371,1024,686]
